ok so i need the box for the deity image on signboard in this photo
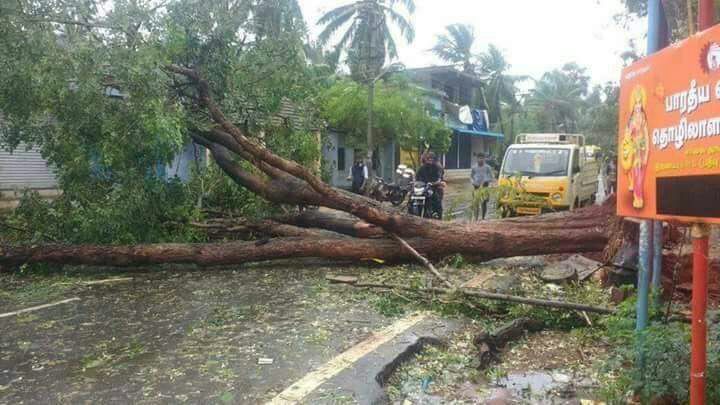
[621,86,650,209]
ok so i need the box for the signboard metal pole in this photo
[636,221,652,334]
[690,224,710,405]
[652,221,663,302]
[635,0,665,372]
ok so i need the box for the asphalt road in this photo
[0,263,393,404]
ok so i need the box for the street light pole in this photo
[365,62,404,190]
[367,77,375,181]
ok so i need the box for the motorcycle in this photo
[368,165,414,206]
[407,181,443,219]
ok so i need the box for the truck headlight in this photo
[551,193,563,201]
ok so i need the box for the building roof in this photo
[452,127,504,139]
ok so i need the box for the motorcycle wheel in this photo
[389,190,405,206]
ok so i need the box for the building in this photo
[323,131,397,189]
[404,66,504,179]
[0,144,60,210]
[322,65,504,188]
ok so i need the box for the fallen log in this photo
[190,218,345,239]
[391,234,454,288]
[345,281,615,314]
[0,206,610,269]
[276,210,386,238]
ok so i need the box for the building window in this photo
[337,147,346,171]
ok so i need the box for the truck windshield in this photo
[502,148,570,177]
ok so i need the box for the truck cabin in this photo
[500,134,585,179]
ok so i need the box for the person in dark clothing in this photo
[348,158,368,194]
[416,152,446,217]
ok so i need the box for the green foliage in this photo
[0,0,324,245]
[599,295,720,403]
[320,77,452,153]
[431,24,476,73]
[471,175,553,220]
[506,281,608,329]
[188,161,274,218]
[6,179,202,245]
[619,0,720,42]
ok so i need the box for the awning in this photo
[452,127,504,139]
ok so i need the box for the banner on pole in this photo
[618,24,720,223]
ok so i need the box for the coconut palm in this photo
[526,66,588,133]
[317,0,415,81]
[430,24,476,73]
[478,45,526,134]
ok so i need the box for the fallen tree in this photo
[0,66,616,269]
[0,203,613,268]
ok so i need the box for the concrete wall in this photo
[322,131,353,189]
[165,142,207,182]
[0,144,60,211]
[322,132,396,188]
[0,144,57,191]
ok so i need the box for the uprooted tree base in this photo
[0,65,617,271]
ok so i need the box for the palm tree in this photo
[317,0,415,181]
[526,68,587,133]
[317,0,415,81]
[430,24,476,73]
[253,0,305,39]
[478,45,525,135]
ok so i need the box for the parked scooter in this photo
[407,181,442,219]
[368,165,415,206]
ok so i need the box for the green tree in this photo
[0,0,324,244]
[478,45,526,135]
[525,63,589,133]
[317,0,415,81]
[320,77,451,165]
[430,24,476,73]
[579,83,620,151]
[316,0,415,182]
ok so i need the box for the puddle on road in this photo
[497,371,557,397]
[492,370,598,403]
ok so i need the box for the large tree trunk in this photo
[0,203,612,268]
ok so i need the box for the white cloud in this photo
[299,0,646,85]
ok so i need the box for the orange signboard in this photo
[618,24,720,223]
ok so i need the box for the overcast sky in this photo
[298,0,646,87]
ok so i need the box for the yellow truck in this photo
[497,134,600,216]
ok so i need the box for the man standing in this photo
[349,157,368,194]
[471,154,495,220]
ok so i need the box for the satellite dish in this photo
[459,105,473,125]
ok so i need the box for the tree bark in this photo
[276,210,386,238]
[0,202,612,268]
